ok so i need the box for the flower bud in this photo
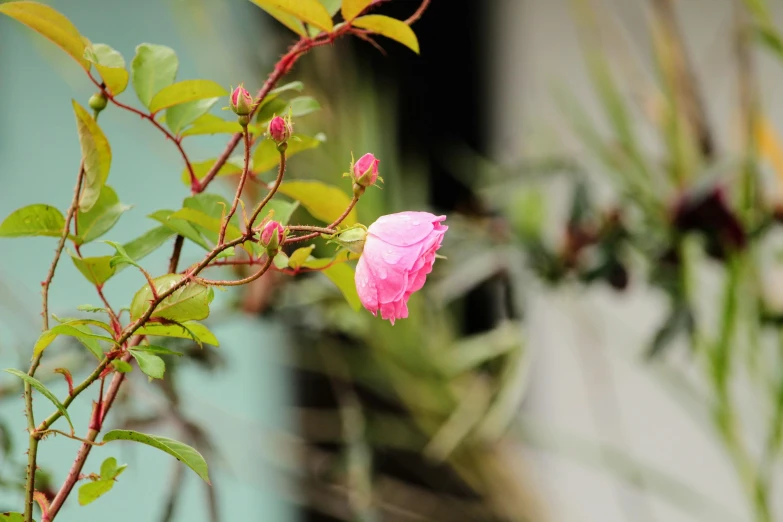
[89,92,108,113]
[353,153,380,187]
[332,226,367,254]
[259,220,285,254]
[230,85,253,116]
[268,115,291,144]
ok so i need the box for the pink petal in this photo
[354,255,379,312]
[367,212,447,247]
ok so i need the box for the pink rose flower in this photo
[268,115,291,144]
[260,220,285,252]
[355,211,447,324]
[230,85,253,116]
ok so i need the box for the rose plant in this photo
[0,1,437,520]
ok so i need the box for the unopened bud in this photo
[259,220,285,254]
[268,115,291,145]
[353,153,380,187]
[332,226,367,254]
[89,92,108,113]
[230,85,253,116]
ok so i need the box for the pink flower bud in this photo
[260,220,285,253]
[353,153,380,187]
[268,115,291,144]
[230,85,253,116]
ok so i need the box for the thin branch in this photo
[406,0,432,25]
[195,257,274,287]
[284,197,359,245]
[247,151,287,230]
[168,235,185,274]
[218,129,252,245]
[38,430,107,447]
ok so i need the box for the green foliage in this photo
[149,210,212,250]
[181,157,243,185]
[250,0,334,33]
[131,43,178,108]
[129,349,165,379]
[33,322,115,358]
[78,480,114,506]
[133,345,183,357]
[277,180,357,225]
[0,1,88,69]
[75,186,131,245]
[130,274,213,322]
[166,98,220,135]
[322,262,361,311]
[352,15,420,54]
[137,321,219,347]
[72,101,112,212]
[288,245,316,268]
[253,134,323,173]
[84,44,129,96]
[0,513,27,522]
[148,80,227,114]
[0,205,66,238]
[102,430,210,483]
[111,360,133,373]
[3,369,74,432]
[181,114,242,137]
[341,0,373,21]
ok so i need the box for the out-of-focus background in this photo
[2,0,783,521]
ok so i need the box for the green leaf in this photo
[100,457,126,479]
[4,369,74,432]
[70,253,115,286]
[103,240,142,270]
[0,205,65,238]
[253,4,306,35]
[111,360,132,373]
[137,322,219,347]
[131,43,178,108]
[77,304,107,313]
[0,513,26,522]
[342,0,372,21]
[300,250,358,269]
[84,44,129,95]
[75,186,130,244]
[129,350,165,379]
[180,157,243,185]
[277,180,357,225]
[149,210,211,251]
[322,263,361,311]
[33,323,114,358]
[250,0,334,32]
[130,274,213,322]
[169,208,242,242]
[263,199,299,225]
[352,15,419,54]
[253,134,322,173]
[319,0,342,16]
[102,430,211,483]
[288,96,321,117]
[273,252,290,269]
[73,100,112,212]
[134,345,183,357]
[288,245,315,268]
[166,98,219,135]
[0,1,88,69]
[181,113,242,137]
[256,96,290,124]
[149,80,227,114]
[78,480,114,506]
[271,81,305,95]
[124,225,176,259]
[256,96,320,124]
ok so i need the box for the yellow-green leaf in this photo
[288,245,315,268]
[131,43,178,108]
[253,4,305,35]
[322,263,361,310]
[4,369,75,432]
[250,0,334,32]
[341,0,372,21]
[84,44,129,95]
[130,274,214,322]
[0,1,89,69]
[277,180,357,225]
[253,134,322,173]
[351,15,419,54]
[181,113,242,137]
[168,208,242,242]
[137,322,219,347]
[73,101,112,212]
[0,205,65,238]
[78,480,114,506]
[148,80,228,114]
[180,157,243,185]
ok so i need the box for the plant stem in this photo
[218,128,251,245]
[247,151,287,230]
[284,197,359,245]
[169,235,185,274]
[24,161,85,522]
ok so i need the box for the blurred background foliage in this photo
[5,0,783,521]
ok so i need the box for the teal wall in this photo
[0,1,293,520]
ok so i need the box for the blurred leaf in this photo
[134,345,183,357]
[0,1,88,69]
[288,96,321,117]
[352,15,420,54]
[166,98,219,135]
[288,245,315,268]
[273,251,289,269]
[277,180,357,225]
[342,0,372,20]
[77,304,107,313]
[129,350,165,379]
[75,186,130,244]
[111,360,132,373]
[256,96,290,124]
[4,369,74,433]
[648,302,693,359]
[84,44,129,95]
[322,263,361,310]
[73,101,112,212]
[130,274,213,322]
[253,134,322,173]
[169,208,242,242]
[249,0,334,32]
[33,323,114,358]
[149,80,227,114]
[0,205,65,238]
[137,322,219,347]
[262,200,299,226]
[149,210,210,250]
[271,80,304,95]
[100,457,126,479]
[78,480,114,506]
[180,157,243,185]
[0,513,25,521]
[251,4,305,35]
[131,43,178,108]
[181,113,242,137]
[102,430,211,483]
[319,0,341,16]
